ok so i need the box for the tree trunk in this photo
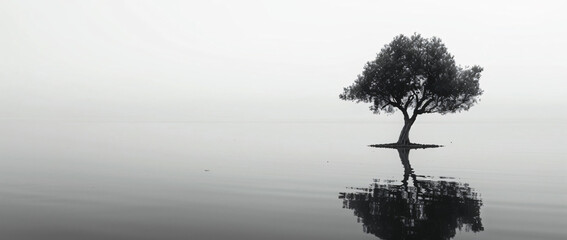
[397,119,415,145]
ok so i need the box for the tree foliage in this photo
[340,34,483,121]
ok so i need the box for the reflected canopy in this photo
[339,149,483,240]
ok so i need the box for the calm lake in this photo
[0,120,565,239]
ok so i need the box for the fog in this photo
[1,0,565,122]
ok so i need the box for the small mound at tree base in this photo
[369,143,443,149]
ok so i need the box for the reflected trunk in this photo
[339,148,485,239]
[398,148,419,192]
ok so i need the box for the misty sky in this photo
[1,0,565,121]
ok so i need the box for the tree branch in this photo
[417,97,435,114]
[381,101,393,110]
[423,101,439,113]
[404,95,414,110]
[411,94,430,118]
[410,89,420,104]
[402,109,410,120]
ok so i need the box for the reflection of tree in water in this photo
[339,149,483,240]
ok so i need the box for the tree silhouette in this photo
[340,34,483,145]
[339,149,484,240]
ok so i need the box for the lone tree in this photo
[340,34,483,145]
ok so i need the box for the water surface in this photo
[0,121,564,239]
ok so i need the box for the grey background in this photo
[1,0,565,122]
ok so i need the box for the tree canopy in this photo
[340,34,483,120]
[340,34,483,145]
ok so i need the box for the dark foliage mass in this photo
[340,180,483,240]
[340,34,483,144]
[339,149,484,240]
[340,34,483,116]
